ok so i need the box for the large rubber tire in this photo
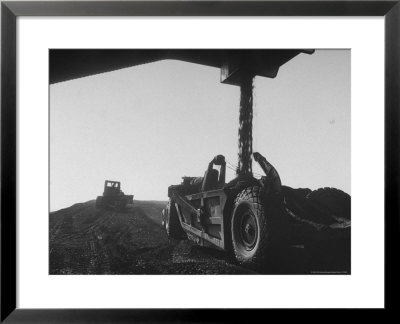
[307,188,351,220]
[231,186,270,268]
[165,200,186,240]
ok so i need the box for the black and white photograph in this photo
[2,0,397,319]
[49,49,351,275]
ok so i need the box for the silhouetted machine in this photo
[163,153,350,269]
[50,49,350,269]
[96,180,133,211]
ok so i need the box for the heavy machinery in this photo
[96,180,134,211]
[162,153,350,268]
[159,50,350,269]
[49,49,350,268]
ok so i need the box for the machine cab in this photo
[103,180,121,196]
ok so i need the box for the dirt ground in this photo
[49,200,349,275]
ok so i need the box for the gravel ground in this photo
[49,200,349,275]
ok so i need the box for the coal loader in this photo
[162,51,351,269]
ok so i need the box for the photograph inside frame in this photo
[49,49,351,275]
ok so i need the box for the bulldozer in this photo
[96,180,134,211]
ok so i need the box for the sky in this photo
[50,50,350,212]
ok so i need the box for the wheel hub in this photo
[240,212,257,249]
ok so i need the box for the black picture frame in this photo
[1,0,399,321]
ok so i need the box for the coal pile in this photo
[50,200,349,275]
